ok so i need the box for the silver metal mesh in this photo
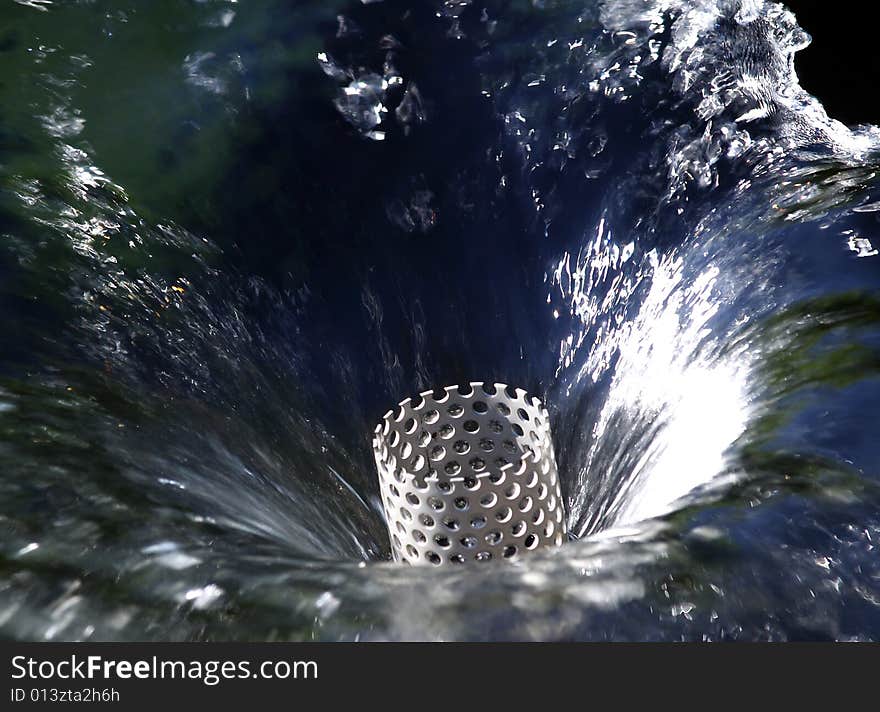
[373,382,566,566]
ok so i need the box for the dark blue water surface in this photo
[1,0,880,640]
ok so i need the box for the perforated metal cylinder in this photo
[373,382,566,566]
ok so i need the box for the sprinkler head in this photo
[372,382,566,566]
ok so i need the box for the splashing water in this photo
[2,0,880,640]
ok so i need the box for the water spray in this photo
[372,382,566,566]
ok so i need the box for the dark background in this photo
[791,2,880,126]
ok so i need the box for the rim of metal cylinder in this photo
[373,382,566,566]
